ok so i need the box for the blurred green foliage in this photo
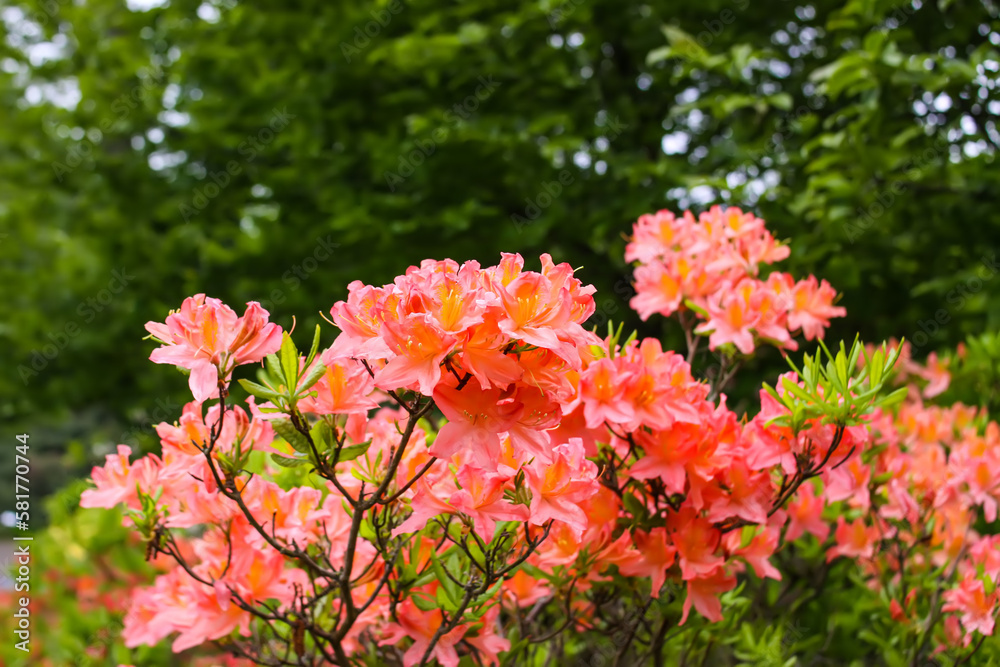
[0,482,175,666]
[2,0,1000,509]
[942,330,1000,409]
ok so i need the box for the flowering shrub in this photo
[80,207,992,666]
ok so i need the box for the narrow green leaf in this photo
[783,351,805,378]
[436,586,458,612]
[306,324,323,367]
[869,348,885,389]
[815,337,834,364]
[408,570,438,589]
[682,298,709,318]
[466,535,486,567]
[763,383,782,403]
[885,341,904,374]
[849,387,880,405]
[847,335,861,375]
[430,557,455,603]
[473,580,504,609]
[623,493,649,520]
[739,524,757,549]
[824,359,845,394]
[835,351,849,389]
[279,332,300,387]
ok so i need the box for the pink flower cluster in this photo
[329,253,598,396]
[626,206,845,353]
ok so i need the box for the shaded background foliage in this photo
[1,0,999,512]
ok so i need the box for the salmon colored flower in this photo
[379,598,467,667]
[696,281,759,354]
[784,482,829,543]
[146,295,282,401]
[617,528,676,598]
[943,573,999,638]
[80,445,163,510]
[827,517,880,562]
[502,568,552,608]
[668,507,724,580]
[376,313,457,395]
[787,276,845,341]
[298,350,380,416]
[95,242,943,662]
[680,568,738,624]
[449,465,529,539]
[525,439,599,537]
[430,383,517,466]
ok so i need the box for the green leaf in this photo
[780,376,815,404]
[265,353,284,385]
[869,348,885,389]
[878,387,908,408]
[436,585,458,612]
[835,348,849,390]
[501,639,530,666]
[297,362,327,395]
[430,556,457,604]
[359,518,377,542]
[310,420,335,451]
[411,593,437,612]
[336,439,372,463]
[739,524,758,549]
[272,418,313,453]
[471,580,504,614]
[767,92,793,111]
[659,25,708,61]
[847,335,862,375]
[408,569,438,589]
[683,298,709,318]
[466,534,486,567]
[622,493,649,521]
[588,343,607,359]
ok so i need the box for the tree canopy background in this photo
[2,0,999,510]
